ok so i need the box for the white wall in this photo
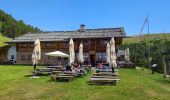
[7,46,17,61]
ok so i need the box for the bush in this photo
[119,39,170,73]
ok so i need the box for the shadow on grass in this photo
[24,74,49,77]
[24,74,33,77]
[46,79,56,82]
[164,79,170,83]
[86,81,116,86]
[46,78,74,83]
[152,77,170,84]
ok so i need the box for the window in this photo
[104,40,108,45]
[103,53,107,60]
[96,53,102,61]
[58,57,61,60]
[48,56,53,60]
[83,53,89,61]
[76,52,89,61]
[27,55,31,60]
[30,43,34,47]
[96,52,106,61]
[11,55,14,60]
[84,40,88,44]
[63,42,69,49]
[64,42,69,47]
[63,57,68,60]
[21,55,26,60]
[83,41,89,50]
[18,44,22,47]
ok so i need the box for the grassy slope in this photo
[123,33,170,45]
[0,65,170,100]
[0,34,11,47]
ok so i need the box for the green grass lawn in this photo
[0,65,170,100]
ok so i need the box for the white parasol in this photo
[110,37,117,67]
[45,51,69,57]
[69,39,75,65]
[78,43,84,64]
[106,42,111,66]
[32,39,41,65]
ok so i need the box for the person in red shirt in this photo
[98,63,102,69]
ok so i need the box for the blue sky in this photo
[0,0,170,36]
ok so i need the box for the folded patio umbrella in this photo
[106,42,111,66]
[110,37,117,67]
[125,47,130,62]
[69,39,75,65]
[78,43,84,64]
[32,39,41,72]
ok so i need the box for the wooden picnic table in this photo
[92,72,118,77]
[52,71,63,74]
[52,71,76,82]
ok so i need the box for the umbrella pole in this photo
[33,63,37,76]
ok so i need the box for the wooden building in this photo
[0,46,9,64]
[8,25,126,66]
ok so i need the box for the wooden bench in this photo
[53,69,65,71]
[55,75,74,82]
[58,73,75,76]
[47,66,63,69]
[77,72,84,76]
[92,73,119,78]
[52,71,63,74]
[34,68,55,75]
[96,69,118,73]
[90,78,120,85]
[91,76,116,79]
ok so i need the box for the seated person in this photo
[97,63,102,69]
[102,65,108,70]
[74,62,79,68]
[76,63,81,68]
[74,64,81,71]
[65,65,71,71]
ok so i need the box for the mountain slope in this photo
[123,33,170,44]
[0,10,41,38]
[0,34,11,47]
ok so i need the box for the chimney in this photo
[80,24,85,32]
